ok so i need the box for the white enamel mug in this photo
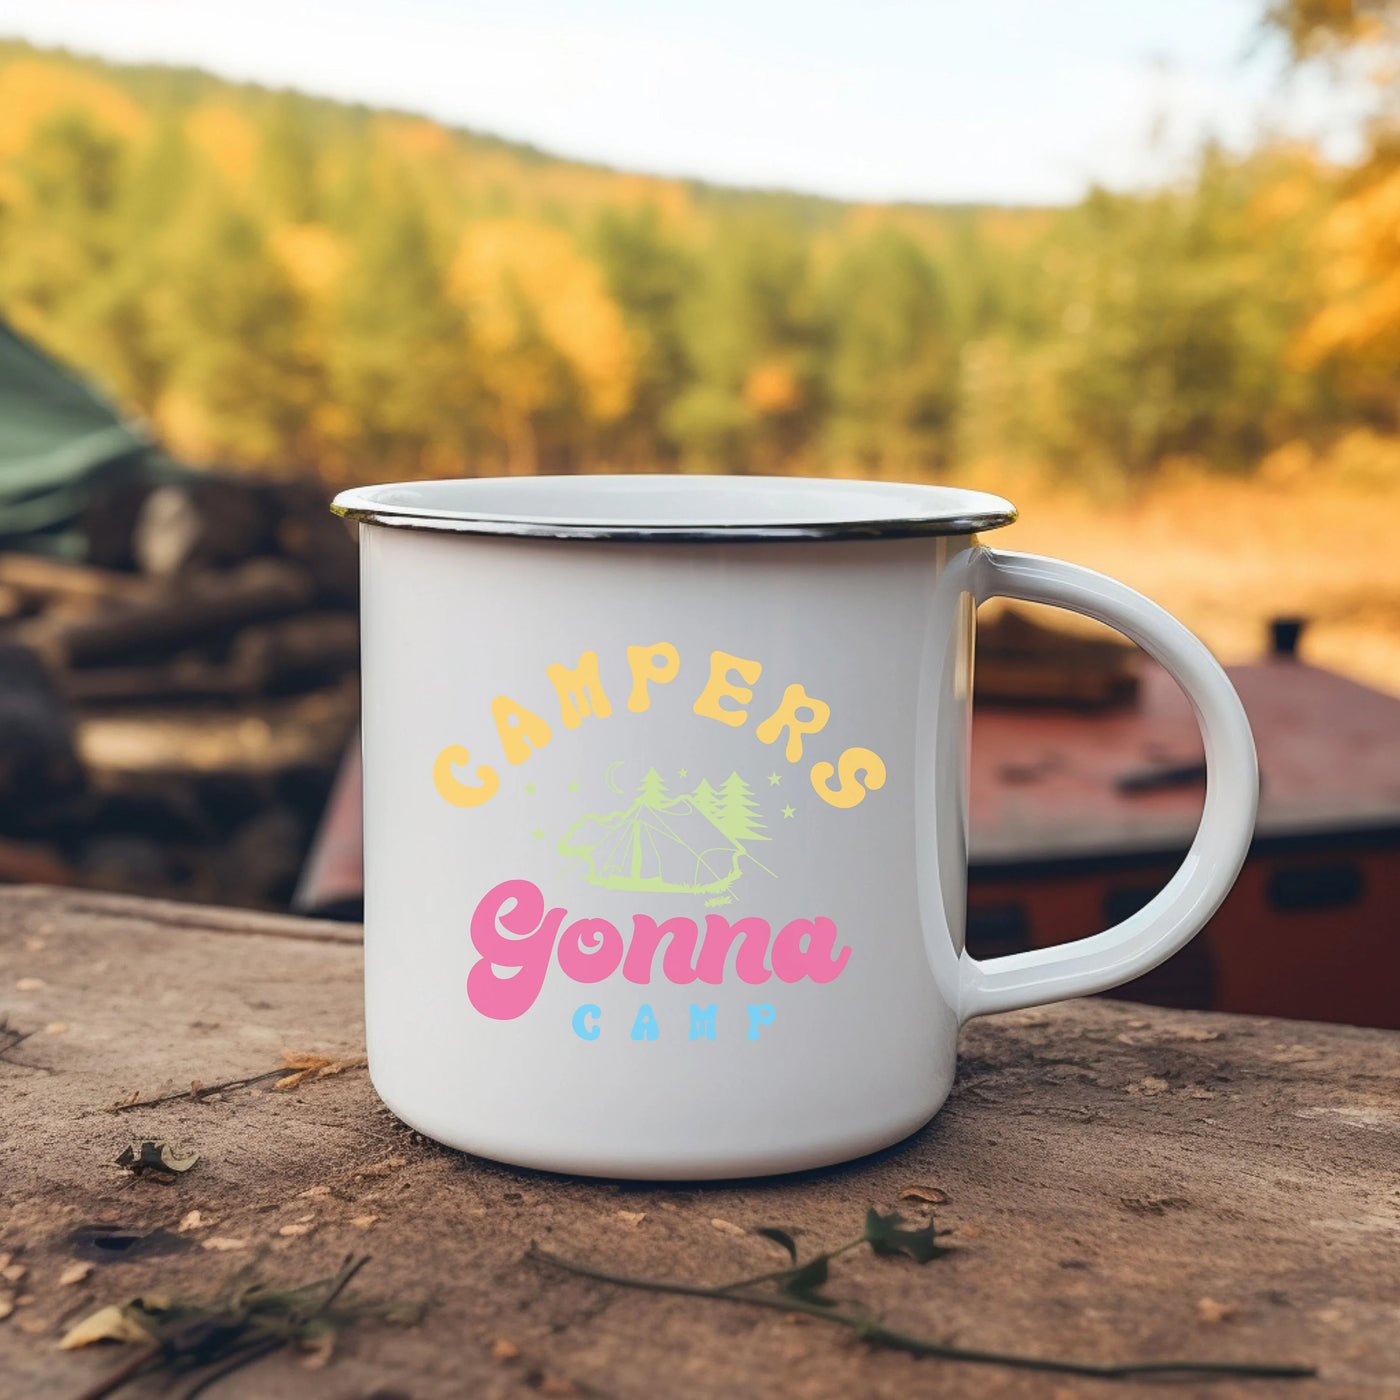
[332,476,1257,1179]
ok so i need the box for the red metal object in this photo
[969,659,1400,1028]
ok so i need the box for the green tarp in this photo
[0,319,179,556]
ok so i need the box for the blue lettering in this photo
[572,1004,601,1040]
[746,1003,776,1041]
[689,1003,717,1040]
[631,1004,659,1041]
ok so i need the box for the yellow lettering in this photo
[755,683,831,762]
[811,747,886,809]
[546,650,612,729]
[491,696,553,764]
[626,642,680,712]
[432,745,500,808]
[693,651,762,728]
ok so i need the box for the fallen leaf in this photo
[15,1294,33,1305]
[15,977,44,992]
[1197,1297,1238,1324]
[43,1022,67,1035]
[201,1237,247,1252]
[753,1227,798,1262]
[1,1264,26,1285]
[492,1337,520,1361]
[24,938,44,951]
[177,1210,207,1233]
[959,1224,983,1239]
[863,1208,952,1263]
[350,1215,378,1230]
[58,1262,93,1287]
[1174,1027,1220,1041]
[300,1329,335,1368]
[540,1374,576,1396]
[0,1296,12,1321]
[278,1222,315,1237]
[0,1253,8,1269]
[299,1185,332,1199]
[710,1218,745,1236]
[898,1186,949,1205]
[58,1305,155,1350]
[616,1210,645,1225]
[115,1141,200,1177]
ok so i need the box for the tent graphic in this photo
[558,767,771,898]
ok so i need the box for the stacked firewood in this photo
[0,474,360,910]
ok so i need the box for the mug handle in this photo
[957,547,1259,1022]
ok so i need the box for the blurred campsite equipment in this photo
[0,318,357,906]
[966,612,1400,1030]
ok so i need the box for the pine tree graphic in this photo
[716,771,768,842]
[637,766,671,808]
[691,778,721,821]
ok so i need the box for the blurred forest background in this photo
[2,0,1400,689]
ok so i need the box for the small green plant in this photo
[531,1207,1314,1382]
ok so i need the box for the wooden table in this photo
[2,886,1397,1399]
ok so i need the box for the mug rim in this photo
[332,474,1017,542]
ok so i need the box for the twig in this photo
[108,1069,290,1112]
[68,1345,160,1400]
[177,1337,283,1400]
[529,1247,1314,1381]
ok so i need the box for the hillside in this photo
[0,40,1050,481]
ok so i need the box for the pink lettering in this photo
[624,915,700,984]
[771,918,851,984]
[465,881,851,1018]
[697,915,772,985]
[467,879,566,1019]
[557,918,624,983]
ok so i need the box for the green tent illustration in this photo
[558,767,771,896]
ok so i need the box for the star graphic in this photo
[767,772,781,787]
[781,804,795,819]
[567,780,580,794]
[524,782,537,795]
[532,827,545,840]
[678,768,688,779]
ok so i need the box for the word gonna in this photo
[468,879,851,1020]
[572,1002,776,1040]
[433,642,886,812]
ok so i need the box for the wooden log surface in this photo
[1,885,1397,1399]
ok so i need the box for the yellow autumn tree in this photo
[449,219,634,473]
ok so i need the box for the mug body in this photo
[351,479,997,1178]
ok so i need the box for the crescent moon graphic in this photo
[604,760,625,795]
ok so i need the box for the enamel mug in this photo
[332,476,1257,1179]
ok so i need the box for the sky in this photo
[0,0,1365,205]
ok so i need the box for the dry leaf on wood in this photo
[1,1263,26,1285]
[115,1141,199,1178]
[58,1304,155,1350]
[898,1186,949,1205]
[275,1048,367,1091]
[58,1261,93,1287]
[201,1237,247,1252]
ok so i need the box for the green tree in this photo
[823,227,956,474]
[716,772,767,843]
[637,766,671,808]
[690,778,720,821]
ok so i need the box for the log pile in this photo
[0,473,360,910]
